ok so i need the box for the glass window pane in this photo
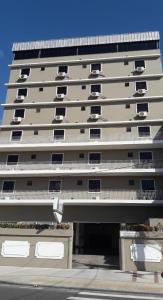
[18,89,27,96]
[91,85,101,93]
[2,181,15,193]
[14,109,25,118]
[49,181,61,192]
[90,106,101,114]
[58,66,68,73]
[136,82,147,90]
[135,60,145,68]
[56,107,65,116]
[7,155,19,165]
[52,154,63,164]
[140,152,152,161]
[141,180,155,191]
[57,86,67,94]
[89,180,101,192]
[137,103,148,113]
[91,64,101,71]
[89,153,101,164]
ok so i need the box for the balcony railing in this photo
[0,133,163,144]
[0,189,162,201]
[1,159,163,172]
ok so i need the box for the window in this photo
[128,152,133,158]
[20,68,30,76]
[2,181,15,193]
[52,153,63,164]
[141,179,155,191]
[89,153,101,164]
[57,86,67,95]
[126,103,130,108]
[90,128,101,139]
[7,154,19,165]
[90,106,101,115]
[34,130,38,135]
[125,82,129,87]
[91,63,101,72]
[49,180,61,192]
[138,126,150,137]
[58,65,68,74]
[126,127,131,132]
[129,179,135,186]
[81,106,86,111]
[54,129,64,140]
[124,61,129,65]
[136,81,147,91]
[139,152,152,161]
[88,179,101,192]
[135,60,145,69]
[31,154,36,159]
[39,87,43,92]
[40,67,45,71]
[82,85,86,90]
[77,180,83,186]
[17,88,27,97]
[137,103,148,113]
[11,131,22,141]
[80,128,85,134]
[79,153,84,159]
[90,84,101,93]
[14,109,25,118]
[56,107,66,116]
[36,108,41,113]
[27,181,32,186]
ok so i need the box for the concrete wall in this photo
[0,226,73,268]
[120,230,163,271]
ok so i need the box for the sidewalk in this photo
[0,266,163,294]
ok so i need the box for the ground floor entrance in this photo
[73,223,120,269]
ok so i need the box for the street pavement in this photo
[0,284,163,300]
[0,266,162,295]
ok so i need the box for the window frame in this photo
[56,86,68,96]
[13,108,25,119]
[10,130,23,142]
[88,179,101,193]
[57,65,69,75]
[134,60,146,70]
[48,180,62,193]
[2,180,15,193]
[17,88,28,98]
[20,67,31,77]
[90,105,102,115]
[137,126,151,138]
[55,107,66,117]
[136,102,149,114]
[88,152,102,165]
[139,151,153,161]
[90,84,102,94]
[89,128,101,140]
[6,154,19,166]
[90,63,102,72]
[53,129,65,141]
[51,153,64,165]
[135,81,148,92]
[140,179,155,191]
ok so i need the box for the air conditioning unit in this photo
[58,72,66,78]
[90,114,100,120]
[19,74,28,79]
[12,117,22,123]
[91,70,100,75]
[137,111,148,117]
[135,66,145,73]
[137,89,146,95]
[55,115,63,121]
[57,94,65,99]
[91,92,100,97]
[16,95,25,101]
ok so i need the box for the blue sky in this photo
[0,0,163,109]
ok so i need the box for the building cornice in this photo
[2,95,163,108]
[1,119,163,130]
[9,53,160,68]
[6,74,163,88]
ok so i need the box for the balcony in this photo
[0,190,162,205]
[0,159,163,177]
[0,133,163,151]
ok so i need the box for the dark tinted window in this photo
[7,155,19,165]
[2,181,15,193]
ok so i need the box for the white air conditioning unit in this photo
[135,66,145,73]
[12,117,22,123]
[57,94,65,99]
[58,72,66,78]
[16,95,25,101]
[90,114,100,120]
[91,92,100,97]
[55,115,63,121]
[91,70,100,75]
[19,74,28,79]
[137,111,148,117]
[137,89,146,95]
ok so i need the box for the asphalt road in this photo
[0,284,162,300]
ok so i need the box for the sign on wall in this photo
[1,241,30,258]
[35,242,64,259]
[130,243,162,262]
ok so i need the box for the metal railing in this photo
[0,189,162,201]
[1,159,163,171]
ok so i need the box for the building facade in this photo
[0,31,163,261]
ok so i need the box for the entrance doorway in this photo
[73,223,120,269]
